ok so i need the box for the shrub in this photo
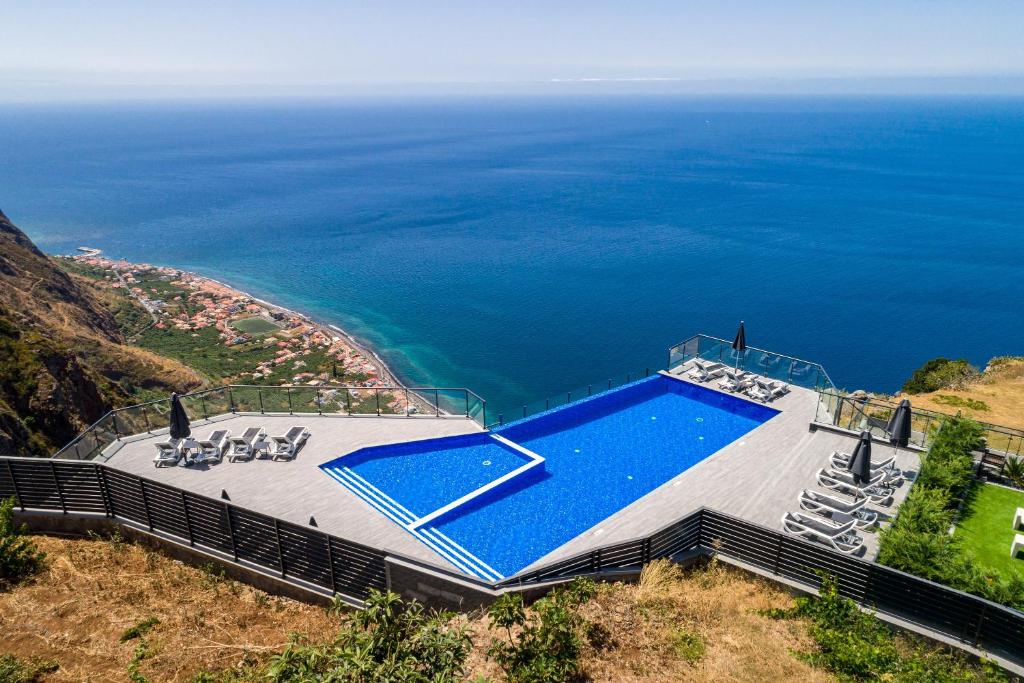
[1003,456,1024,489]
[768,574,1007,682]
[901,358,978,394]
[120,616,160,642]
[265,589,471,682]
[878,418,1024,609]
[933,395,989,412]
[0,497,45,587]
[487,577,596,683]
[0,654,59,683]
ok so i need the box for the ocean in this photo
[2,96,1022,417]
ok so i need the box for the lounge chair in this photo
[227,427,265,462]
[686,359,727,383]
[798,489,878,529]
[717,368,752,393]
[746,377,790,402]
[829,450,903,483]
[268,426,310,460]
[781,511,864,555]
[192,429,231,465]
[153,438,182,468]
[815,468,893,506]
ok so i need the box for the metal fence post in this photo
[325,535,336,593]
[435,389,440,417]
[287,388,293,415]
[228,386,236,413]
[273,518,286,577]
[180,490,194,546]
[224,504,238,561]
[139,478,153,531]
[375,390,381,416]
[316,388,323,415]
[200,393,208,420]
[96,464,113,517]
[345,389,351,414]
[258,389,264,414]
[143,405,152,433]
[6,460,24,511]
[464,391,469,417]
[49,461,66,513]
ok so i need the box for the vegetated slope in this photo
[0,534,832,683]
[899,357,1024,430]
[0,209,201,456]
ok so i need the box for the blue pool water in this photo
[323,375,777,578]
[321,433,532,518]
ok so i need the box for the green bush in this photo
[0,498,45,587]
[902,358,978,394]
[877,419,1024,609]
[0,654,58,683]
[768,574,1007,682]
[487,577,596,683]
[265,590,471,682]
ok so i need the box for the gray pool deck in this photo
[104,414,483,572]
[103,368,919,581]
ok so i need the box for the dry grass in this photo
[0,534,338,681]
[465,558,834,683]
[900,357,1024,431]
[1,537,834,682]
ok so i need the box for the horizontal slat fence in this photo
[2,456,1022,667]
[2,458,387,601]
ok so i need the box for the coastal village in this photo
[67,251,413,412]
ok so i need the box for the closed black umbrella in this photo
[887,399,912,450]
[731,320,747,370]
[168,393,191,440]
[848,431,873,485]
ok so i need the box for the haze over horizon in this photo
[3,0,1024,101]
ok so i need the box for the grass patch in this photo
[955,483,1024,579]
[230,316,280,335]
[934,394,990,411]
[120,616,160,642]
[0,654,58,683]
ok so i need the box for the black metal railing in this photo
[3,454,1021,668]
[815,390,1024,458]
[49,384,487,461]
[500,507,1023,666]
[668,334,835,392]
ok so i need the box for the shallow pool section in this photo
[323,375,778,580]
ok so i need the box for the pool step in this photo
[322,464,504,581]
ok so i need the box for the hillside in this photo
[898,357,1024,431]
[0,210,201,457]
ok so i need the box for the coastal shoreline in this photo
[67,248,422,403]
[196,273,410,391]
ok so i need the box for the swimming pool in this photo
[321,375,778,580]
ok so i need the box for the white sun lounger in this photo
[192,429,231,465]
[686,359,727,383]
[798,489,878,528]
[718,368,752,393]
[829,450,903,483]
[816,468,894,506]
[268,426,310,460]
[228,427,265,462]
[782,511,864,555]
[153,438,182,468]
[746,377,790,402]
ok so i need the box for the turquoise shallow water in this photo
[1,96,1023,415]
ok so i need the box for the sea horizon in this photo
[4,94,1023,417]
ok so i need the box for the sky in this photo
[2,0,1023,100]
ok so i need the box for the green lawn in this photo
[955,483,1024,578]
[231,316,280,335]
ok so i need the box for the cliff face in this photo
[0,210,201,456]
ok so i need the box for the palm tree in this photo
[1003,455,1024,489]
